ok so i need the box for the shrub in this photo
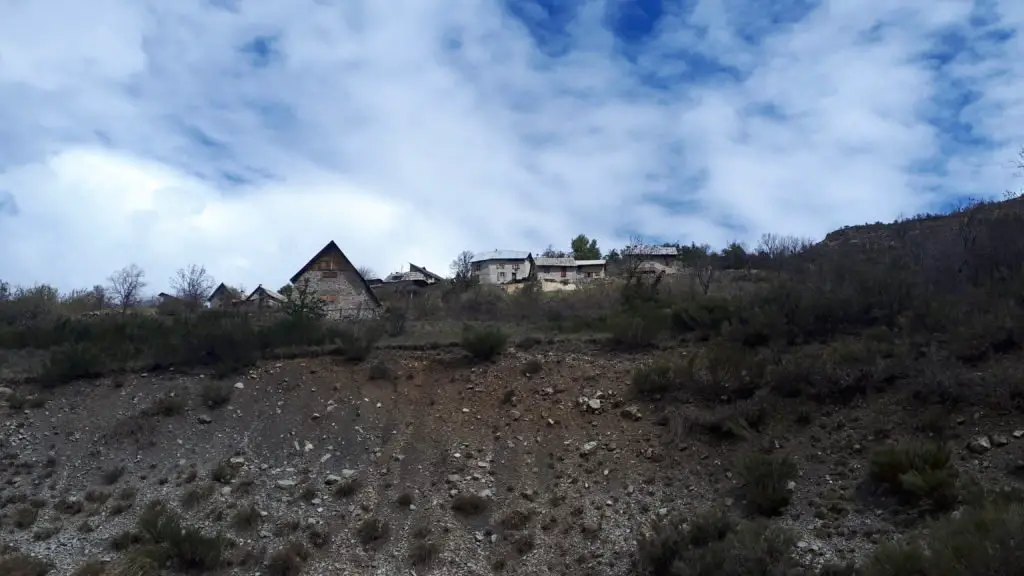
[266,541,309,576]
[11,504,39,529]
[632,361,677,397]
[333,323,382,362]
[869,441,958,510]
[39,343,105,387]
[101,464,126,486]
[862,503,1024,576]
[606,306,666,350]
[409,539,442,567]
[232,505,261,531]
[356,517,390,547]
[134,500,227,571]
[636,510,799,575]
[367,360,394,380]
[0,552,52,576]
[332,478,362,499]
[451,493,489,517]
[735,454,798,516]
[141,394,186,417]
[199,381,233,409]
[460,325,508,361]
[670,297,737,339]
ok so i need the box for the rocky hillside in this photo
[2,340,1024,575]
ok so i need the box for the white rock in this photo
[276,479,297,489]
[234,382,244,390]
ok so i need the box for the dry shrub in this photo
[869,441,958,510]
[735,454,798,517]
[356,517,390,548]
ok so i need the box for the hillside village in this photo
[1,199,1024,576]
[147,237,706,321]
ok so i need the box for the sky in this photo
[1,0,1023,294]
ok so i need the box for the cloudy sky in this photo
[1,0,1022,294]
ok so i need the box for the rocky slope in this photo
[2,342,1024,575]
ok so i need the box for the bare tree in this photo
[171,264,215,309]
[450,250,474,280]
[691,246,717,296]
[620,235,653,279]
[108,264,147,312]
[356,266,377,280]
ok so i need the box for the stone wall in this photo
[296,269,379,320]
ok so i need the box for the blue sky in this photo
[1,0,1022,293]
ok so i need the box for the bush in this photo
[266,541,309,576]
[134,500,227,571]
[460,325,508,361]
[636,510,799,575]
[39,344,106,387]
[862,503,1024,576]
[606,305,666,350]
[735,454,798,516]
[199,381,233,409]
[868,441,958,510]
[632,361,677,397]
[356,517,390,547]
[670,297,738,339]
[0,552,52,576]
[451,493,489,516]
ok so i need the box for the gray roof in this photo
[575,259,606,267]
[624,245,678,256]
[534,257,576,267]
[248,285,287,302]
[471,250,531,263]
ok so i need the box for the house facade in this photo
[534,257,578,284]
[207,284,243,309]
[471,250,533,284]
[575,260,607,280]
[244,285,287,310]
[289,241,382,319]
[624,245,679,274]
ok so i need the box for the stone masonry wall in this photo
[297,269,379,320]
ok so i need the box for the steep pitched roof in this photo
[289,240,381,308]
[409,263,444,282]
[207,283,242,302]
[246,284,287,303]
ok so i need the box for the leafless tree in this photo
[108,264,147,312]
[356,266,377,280]
[171,264,215,309]
[450,250,474,280]
[693,249,717,296]
[620,235,654,280]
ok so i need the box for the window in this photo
[512,263,520,271]
[497,263,505,269]
[498,271,506,281]
[560,267,567,278]
[322,271,338,279]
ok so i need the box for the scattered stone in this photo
[197,415,213,424]
[276,479,297,489]
[341,469,357,479]
[580,442,598,456]
[587,399,602,411]
[1013,430,1024,439]
[0,386,13,398]
[311,413,321,420]
[992,434,1011,448]
[325,475,342,485]
[968,436,992,454]
[234,382,244,390]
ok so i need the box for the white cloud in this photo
[1,0,1022,293]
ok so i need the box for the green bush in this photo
[632,361,677,397]
[735,454,798,516]
[460,324,508,361]
[133,500,226,571]
[39,343,106,387]
[869,441,958,510]
[670,298,737,339]
[606,305,667,350]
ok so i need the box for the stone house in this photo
[207,283,244,309]
[289,241,382,319]
[623,245,679,274]
[244,285,287,310]
[534,256,577,284]
[575,260,607,281]
[471,250,534,285]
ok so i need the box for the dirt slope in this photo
[2,342,1024,575]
